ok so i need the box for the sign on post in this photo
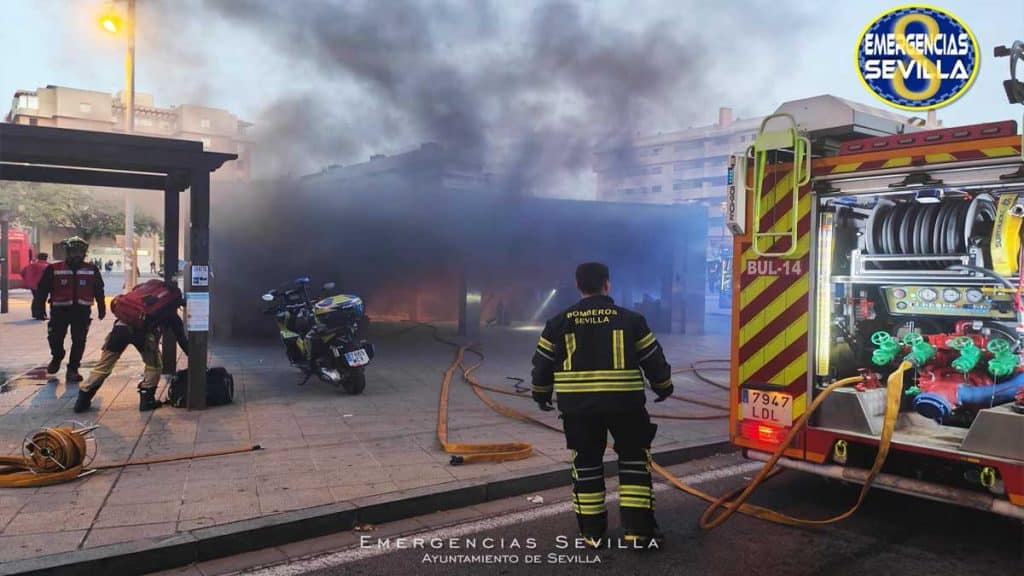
[186,292,209,331]
[191,265,209,287]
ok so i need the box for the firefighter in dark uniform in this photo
[36,237,106,382]
[532,262,673,548]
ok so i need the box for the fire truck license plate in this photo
[741,389,792,427]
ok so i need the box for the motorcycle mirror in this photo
[322,282,336,291]
[261,293,275,302]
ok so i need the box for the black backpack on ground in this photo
[167,367,234,407]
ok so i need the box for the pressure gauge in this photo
[942,288,960,303]
[918,287,937,302]
[965,289,984,304]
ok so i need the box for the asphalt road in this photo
[234,454,1023,576]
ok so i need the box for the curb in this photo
[0,440,734,576]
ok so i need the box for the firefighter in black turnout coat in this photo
[532,262,673,548]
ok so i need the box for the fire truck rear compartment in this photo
[812,171,1024,465]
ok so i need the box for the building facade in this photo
[7,85,251,180]
[593,107,762,268]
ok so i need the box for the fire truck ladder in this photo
[747,113,811,257]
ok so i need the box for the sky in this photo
[1,0,1023,183]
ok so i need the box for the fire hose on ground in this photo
[426,319,909,529]
[0,424,261,488]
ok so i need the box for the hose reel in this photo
[863,194,996,269]
[0,424,98,488]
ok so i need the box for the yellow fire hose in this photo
[692,362,907,529]
[430,318,910,530]
[0,424,261,489]
[438,346,535,464]
[0,427,91,487]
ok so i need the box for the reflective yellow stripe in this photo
[831,162,861,173]
[635,332,656,350]
[925,152,956,163]
[619,497,652,509]
[573,503,607,515]
[981,146,1020,158]
[554,369,642,381]
[556,379,644,386]
[538,336,555,352]
[574,492,606,503]
[555,381,645,393]
[619,485,651,496]
[563,333,576,371]
[612,330,624,369]
[532,385,552,393]
[882,156,912,168]
[651,379,672,390]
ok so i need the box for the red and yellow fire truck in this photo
[727,106,1024,519]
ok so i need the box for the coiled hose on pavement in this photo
[0,424,261,489]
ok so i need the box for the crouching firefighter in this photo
[75,280,189,413]
[37,237,105,382]
[532,262,673,549]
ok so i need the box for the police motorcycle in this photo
[262,277,373,394]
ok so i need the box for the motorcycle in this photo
[261,277,374,394]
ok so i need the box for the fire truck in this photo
[727,96,1024,518]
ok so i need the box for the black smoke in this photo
[201,0,812,184]
[179,0,813,339]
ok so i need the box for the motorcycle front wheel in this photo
[342,367,366,395]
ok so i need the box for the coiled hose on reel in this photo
[0,426,92,488]
[864,195,995,268]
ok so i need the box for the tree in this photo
[0,182,162,240]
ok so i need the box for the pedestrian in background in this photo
[22,252,50,320]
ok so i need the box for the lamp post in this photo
[0,207,10,314]
[100,0,138,290]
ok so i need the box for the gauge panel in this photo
[883,285,1014,318]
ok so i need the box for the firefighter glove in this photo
[653,382,673,402]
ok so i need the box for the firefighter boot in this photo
[46,358,61,375]
[66,368,83,383]
[623,524,665,551]
[73,389,96,413]
[138,388,160,412]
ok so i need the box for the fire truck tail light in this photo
[740,420,787,444]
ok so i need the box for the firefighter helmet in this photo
[62,236,89,250]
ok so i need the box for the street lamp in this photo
[100,0,138,290]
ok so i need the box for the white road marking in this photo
[240,461,762,575]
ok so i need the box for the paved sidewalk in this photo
[0,308,730,566]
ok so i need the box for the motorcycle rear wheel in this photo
[342,367,366,395]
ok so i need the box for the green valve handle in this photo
[898,332,934,365]
[870,331,901,366]
[902,332,924,346]
[949,338,981,372]
[986,338,1017,378]
[872,349,896,366]
[871,331,893,346]
[987,338,1011,354]
[946,336,973,350]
